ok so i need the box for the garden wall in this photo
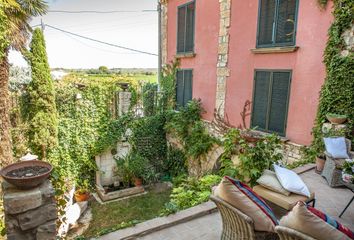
[167,123,307,176]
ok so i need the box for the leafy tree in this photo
[27,28,58,159]
[98,65,109,74]
[0,0,47,167]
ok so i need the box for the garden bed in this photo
[83,189,171,238]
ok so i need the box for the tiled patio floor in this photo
[137,169,354,240]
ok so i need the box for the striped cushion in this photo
[215,176,278,232]
[307,205,354,239]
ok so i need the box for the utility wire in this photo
[61,31,140,55]
[48,10,156,14]
[44,24,158,56]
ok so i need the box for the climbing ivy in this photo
[129,113,167,180]
[165,99,217,159]
[45,74,133,189]
[312,0,354,154]
[142,83,158,116]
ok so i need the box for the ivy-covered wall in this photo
[312,0,354,152]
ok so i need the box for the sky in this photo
[9,0,158,69]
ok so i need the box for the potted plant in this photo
[326,113,347,124]
[74,179,90,202]
[127,153,147,187]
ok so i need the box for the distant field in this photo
[61,72,157,87]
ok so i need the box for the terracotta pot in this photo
[133,177,143,187]
[241,133,262,143]
[74,192,90,202]
[315,157,326,174]
[326,115,347,124]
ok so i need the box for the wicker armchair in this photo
[210,195,279,240]
[275,226,316,240]
[322,138,353,187]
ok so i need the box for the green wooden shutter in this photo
[176,70,184,107]
[185,2,195,52]
[183,70,193,106]
[268,72,291,135]
[258,0,276,46]
[177,6,186,53]
[275,0,297,44]
[252,71,271,130]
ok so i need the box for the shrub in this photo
[27,29,58,159]
[161,174,221,215]
[220,128,283,186]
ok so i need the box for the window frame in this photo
[256,0,299,48]
[176,69,193,108]
[251,69,292,136]
[176,0,196,54]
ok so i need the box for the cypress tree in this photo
[28,28,58,159]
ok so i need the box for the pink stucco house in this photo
[161,0,333,146]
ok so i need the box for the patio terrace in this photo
[98,167,354,240]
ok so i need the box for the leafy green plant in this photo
[142,83,158,116]
[161,174,221,215]
[219,128,241,177]
[165,99,216,160]
[126,153,148,179]
[159,59,180,111]
[129,113,167,176]
[165,146,187,177]
[220,128,282,186]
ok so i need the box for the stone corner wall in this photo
[282,141,304,164]
[2,180,57,240]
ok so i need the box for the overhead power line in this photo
[48,10,156,14]
[44,24,158,56]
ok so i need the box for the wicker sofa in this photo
[322,138,353,187]
[210,195,279,240]
[275,226,316,240]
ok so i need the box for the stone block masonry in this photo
[2,180,57,240]
[215,0,232,117]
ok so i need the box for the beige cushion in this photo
[257,170,291,196]
[215,177,277,232]
[280,202,351,240]
[253,185,315,210]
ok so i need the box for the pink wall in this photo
[167,0,333,145]
[167,0,219,121]
[225,0,333,145]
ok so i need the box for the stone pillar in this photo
[2,180,57,240]
[160,0,168,65]
[118,91,131,116]
[215,0,232,117]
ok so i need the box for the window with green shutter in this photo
[176,69,193,108]
[177,1,195,54]
[257,0,298,48]
[251,70,291,136]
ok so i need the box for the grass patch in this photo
[83,190,171,238]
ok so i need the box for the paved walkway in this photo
[100,169,354,239]
[137,213,221,240]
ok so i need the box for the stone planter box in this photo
[96,185,145,202]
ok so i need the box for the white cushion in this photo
[324,137,350,159]
[273,164,311,197]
